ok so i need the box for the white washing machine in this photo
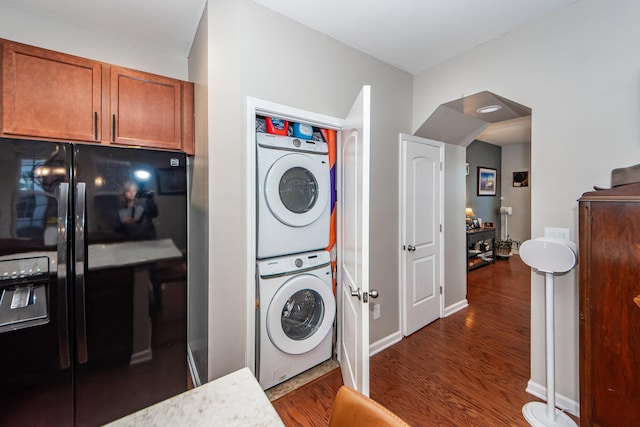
[256,250,335,390]
[256,132,331,259]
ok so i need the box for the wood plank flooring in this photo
[272,255,573,426]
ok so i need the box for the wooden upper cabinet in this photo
[181,81,195,155]
[1,39,194,154]
[2,41,101,142]
[109,67,183,151]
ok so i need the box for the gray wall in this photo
[198,0,413,379]
[501,144,531,245]
[0,6,187,79]
[186,4,209,385]
[443,144,467,310]
[413,0,640,407]
[466,141,502,236]
[468,141,531,246]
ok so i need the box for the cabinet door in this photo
[581,201,640,426]
[2,41,101,142]
[110,67,182,150]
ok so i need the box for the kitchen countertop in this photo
[0,238,182,273]
[104,367,285,426]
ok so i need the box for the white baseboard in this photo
[187,344,202,387]
[368,300,468,360]
[444,299,469,317]
[525,379,579,417]
[369,330,402,356]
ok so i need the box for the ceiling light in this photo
[476,105,502,114]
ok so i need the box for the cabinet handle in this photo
[112,114,116,142]
[94,112,98,140]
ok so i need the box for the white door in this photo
[338,86,371,395]
[400,134,443,336]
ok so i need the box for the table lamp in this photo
[465,208,474,221]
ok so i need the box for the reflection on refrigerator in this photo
[0,138,188,426]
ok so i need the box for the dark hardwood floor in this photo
[272,255,573,426]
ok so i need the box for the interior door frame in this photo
[398,133,445,336]
[245,97,343,372]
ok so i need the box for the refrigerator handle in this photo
[75,182,89,364]
[57,183,71,370]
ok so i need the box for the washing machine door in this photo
[264,153,329,227]
[266,274,336,355]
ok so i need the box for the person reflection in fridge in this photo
[115,181,158,241]
[115,180,164,314]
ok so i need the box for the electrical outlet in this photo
[372,303,381,320]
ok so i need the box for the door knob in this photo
[407,245,416,252]
[363,289,379,303]
[349,285,361,300]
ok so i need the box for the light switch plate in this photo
[372,303,381,320]
[544,227,571,241]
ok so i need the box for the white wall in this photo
[199,0,413,379]
[413,0,640,406]
[0,6,187,79]
[501,144,531,245]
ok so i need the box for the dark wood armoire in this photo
[578,183,640,426]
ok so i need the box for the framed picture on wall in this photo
[513,171,529,187]
[477,166,497,196]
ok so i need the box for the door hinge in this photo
[440,286,443,295]
[440,224,443,232]
[440,162,443,171]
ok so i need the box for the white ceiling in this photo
[0,0,580,145]
[0,0,579,75]
[252,0,580,75]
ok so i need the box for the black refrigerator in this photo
[0,138,188,426]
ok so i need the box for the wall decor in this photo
[513,171,529,187]
[477,167,497,196]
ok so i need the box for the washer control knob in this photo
[292,138,301,147]
[295,258,303,268]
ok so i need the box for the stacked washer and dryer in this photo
[255,130,336,390]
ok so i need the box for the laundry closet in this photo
[254,117,337,390]
[247,87,374,395]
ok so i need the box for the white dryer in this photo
[257,250,335,390]
[256,133,331,259]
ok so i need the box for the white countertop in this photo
[88,238,182,269]
[0,238,182,273]
[104,368,285,427]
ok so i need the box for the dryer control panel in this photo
[258,250,331,278]
[257,133,328,155]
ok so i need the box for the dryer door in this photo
[264,153,329,227]
[266,274,336,355]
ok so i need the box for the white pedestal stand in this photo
[521,271,576,427]
[519,238,578,427]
